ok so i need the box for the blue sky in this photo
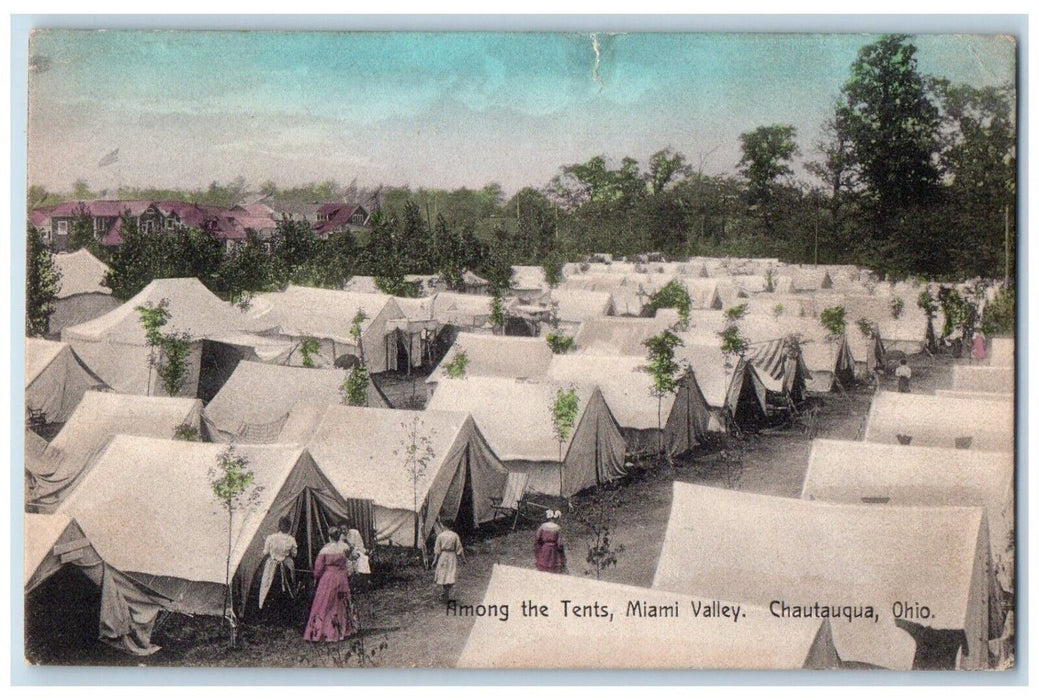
[27,31,1016,195]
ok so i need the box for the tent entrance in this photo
[25,565,102,663]
[732,373,767,432]
[198,340,249,403]
[454,455,477,538]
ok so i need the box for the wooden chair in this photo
[489,472,532,531]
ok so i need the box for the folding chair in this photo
[489,472,531,531]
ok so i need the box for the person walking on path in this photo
[534,510,567,574]
[432,520,464,602]
[303,526,358,642]
[895,358,912,393]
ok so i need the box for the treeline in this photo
[33,35,1016,289]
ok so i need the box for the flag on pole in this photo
[98,148,120,168]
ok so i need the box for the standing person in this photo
[971,330,988,362]
[534,510,567,574]
[339,519,370,591]
[432,520,463,602]
[258,516,298,621]
[303,526,358,642]
[895,358,912,393]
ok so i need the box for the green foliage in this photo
[350,308,368,360]
[299,338,321,368]
[724,303,748,322]
[819,306,847,341]
[209,445,262,511]
[890,296,905,319]
[738,124,799,208]
[68,207,96,252]
[394,416,437,550]
[489,292,506,331]
[156,331,192,397]
[546,333,575,354]
[571,483,626,580]
[443,350,469,379]
[917,289,938,318]
[772,303,785,319]
[26,225,61,337]
[938,286,976,338]
[342,364,370,406]
[856,317,877,339]
[718,325,748,357]
[173,423,201,441]
[649,280,692,327]
[550,386,580,445]
[642,330,684,397]
[981,287,1015,336]
[136,298,172,348]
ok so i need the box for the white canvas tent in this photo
[50,249,119,335]
[58,437,362,616]
[278,405,508,547]
[951,366,1014,394]
[25,338,107,424]
[25,512,170,655]
[429,292,495,330]
[426,333,553,398]
[548,289,614,332]
[457,565,839,669]
[654,483,1000,670]
[61,278,264,396]
[573,316,674,356]
[547,353,710,456]
[935,389,1013,403]
[203,361,389,442]
[247,286,406,374]
[427,377,627,497]
[27,391,203,511]
[803,438,1015,592]
[864,391,1013,453]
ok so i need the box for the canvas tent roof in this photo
[511,265,548,291]
[28,391,203,510]
[457,565,838,669]
[278,404,507,546]
[951,366,1014,394]
[550,289,614,324]
[203,361,388,442]
[428,292,495,328]
[935,389,1013,402]
[247,286,401,345]
[427,376,627,496]
[427,333,553,386]
[802,438,1015,591]
[62,277,264,346]
[653,482,997,670]
[574,316,674,356]
[25,338,107,423]
[864,391,1013,453]
[989,338,1013,367]
[54,249,111,298]
[58,436,355,616]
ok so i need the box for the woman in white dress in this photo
[432,520,464,602]
[258,517,298,620]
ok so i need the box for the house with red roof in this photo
[313,203,370,239]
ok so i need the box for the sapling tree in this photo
[718,304,749,367]
[443,349,469,379]
[546,332,575,354]
[209,445,265,647]
[648,280,692,328]
[395,416,437,558]
[550,386,580,498]
[570,482,625,580]
[819,306,847,342]
[642,330,684,455]
[890,296,905,319]
[772,303,785,320]
[137,298,193,396]
[489,292,505,335]
[341,364,370,406]
[299,337,321,368]
[350,309,368,363]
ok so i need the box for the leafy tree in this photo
[890,296,905,319]
[646,148,691,194]
[342,364,370,406]
[68,205,96,252]
[643,330,684,454]
[489,292,505,335]
[917,289,938,319]
[173,423,201,441]
[394,416,437,556]
[571,483,625,579]
[772,303,785,319]
[819,306,847,342]
[155,331,192,397]
[738,124,800,208]
[856,317,878,339]
[443,350,469,379]
[103,215,152,300]
[837,35,942,235]
[350,309,369,363]
[648,280,691,327]
[981,287,1015,336]
[546,333,575,354]
[299,338,321,368]
[26,225,61,337]
[550,386,580,497]
[209,446,264,646]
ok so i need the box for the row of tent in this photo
[458,428,1014,670]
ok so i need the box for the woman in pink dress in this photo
[303,526,358,642]
[971,330,987,362]
[534,510,567,573]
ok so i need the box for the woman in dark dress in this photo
[534,510,566,573]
